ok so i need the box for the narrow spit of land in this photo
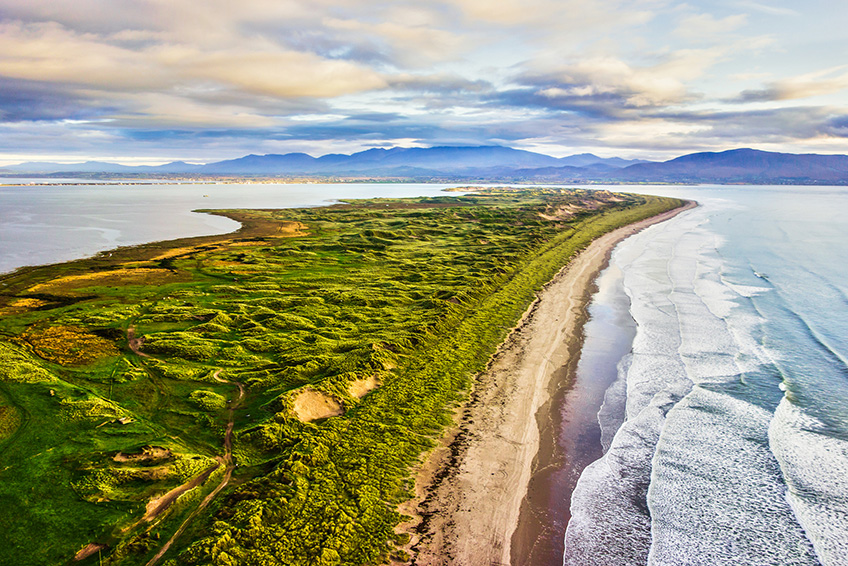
[0,188,683,566]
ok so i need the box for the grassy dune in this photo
[0,188,682,565]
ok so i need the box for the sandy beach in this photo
[405,201,696,566]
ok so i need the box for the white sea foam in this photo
[566,213,695,565]
[770,398,848,566]
[598,353,631,452]
[724,282,772,298]
[564,407,658,566]
[565,196,841,566]
[648,389,819,566]
[642,208,821,564]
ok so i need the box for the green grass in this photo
[0,188,683,565]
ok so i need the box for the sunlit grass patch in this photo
[0,340,57,383]
[22,325,120,366]
[10,297,50,309]
[73,447,215,504]
[27,267,182,295]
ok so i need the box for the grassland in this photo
[0,188,682,566]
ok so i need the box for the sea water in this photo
[564,186,848,566]
[0,182,463,274]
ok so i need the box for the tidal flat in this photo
[0,188,681,565]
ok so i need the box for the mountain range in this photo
[3,147,848,185]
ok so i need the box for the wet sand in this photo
[510,260,637,565]
[407,201,696,566]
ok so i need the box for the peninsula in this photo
[0,188,683,565]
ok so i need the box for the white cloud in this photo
[739,66,848,102]
[0,0,846,161]
[734,1,799,17]
[673,13,748,40]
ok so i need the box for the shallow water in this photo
[564,186,848,566]
[0,181,463,274]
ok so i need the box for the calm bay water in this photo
[0,182,462,274]
[565,185,848,566]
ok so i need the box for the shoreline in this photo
[407,200,697,566]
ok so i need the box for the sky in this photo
[1,0,847,165]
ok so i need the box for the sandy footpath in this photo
[406,201,696,566]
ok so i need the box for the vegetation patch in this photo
[189,389,228,411]
[27,267,181,294]
[10,297,50,309]
[113,446,173,464]
[23,325,120,366]
[0,404,22,440]
[0,340,57,382]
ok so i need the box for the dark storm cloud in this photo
[732,87,782,102]
[345,112,405,122]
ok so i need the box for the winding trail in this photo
[89,323,245,564]
[144,369,245,566]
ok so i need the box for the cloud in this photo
[0,21,169,90]
[733,1,799,17]
[450,0,656,34]
[498,49,724,117]
[0,0,846,162]
[0,20,387,98]
[388,73,491,94]
[673,13,747,41]
[0,77,108,122]
[321,15,471,67]
[822,115,848,138]
[734,66,848,102]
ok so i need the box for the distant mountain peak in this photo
[2,146,846,184]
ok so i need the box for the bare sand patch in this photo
[348,375,382,398]
[74,543,107,562]
[113,446,172,464]
[292,388,344,421]
[539,204,581,221]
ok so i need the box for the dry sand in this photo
[407,201,696,566]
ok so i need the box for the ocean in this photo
[565,186,848,566]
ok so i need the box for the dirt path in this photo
[144,369,244,566]
[127,325,151,358]
[138,462,222,524]
[408,202,696,566]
